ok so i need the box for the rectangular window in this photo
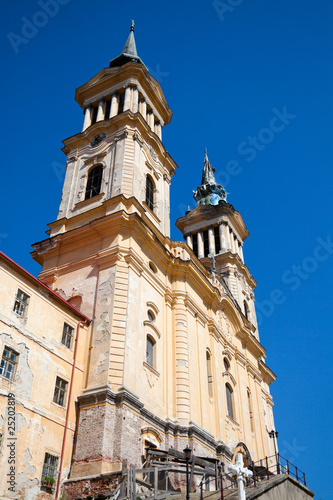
[53,377,68,407]
[13,289,30,318]
[61,323,74,349]
[91,106,98,124]
[0,347,18,380]
[192,233,198,257]
[203,230,209,257]
[42,452,58,482]
[104,99,111,120]
[146,336,154,367]
[214,226,221,254]
[118,93,124,114]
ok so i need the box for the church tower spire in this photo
[109,20,145,68]
[194,147,227,205]
[176,150,260,337]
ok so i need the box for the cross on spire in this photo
[228,453,253,500]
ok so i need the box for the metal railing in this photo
[252,453,306,486]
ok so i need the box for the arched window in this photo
[223,357,230,372]
[146,335,155,367]
[226,383,234,420]
[206,350,213,398]
[146,175,154,211]
[85,165,103,200]
[147,310,155,322]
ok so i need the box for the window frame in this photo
[206,350,213,399]
[85,164,103,200]
[146,335,155,368]
[0,346,19,381]
[226,383,234,420]
[13,289,30,319]
[41,452,58,483]
[53,376,68,407]
[145,175,154,211]
[61,322,74,349]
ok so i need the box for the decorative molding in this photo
[143,321,161,339]
[143,361,160,379]
[222,371,237,386]
[124,250,144,276]
[184,297,207,326]
[146,301,159,315]
[133,132,144,147]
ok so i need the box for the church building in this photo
[0,24,302,500]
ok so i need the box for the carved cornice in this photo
[235,350,247,367]
[246,362,262,382]
[259,360,276,385]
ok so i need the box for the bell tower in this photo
[51,22,175,241]
[176,149,259,338]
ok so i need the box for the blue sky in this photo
[1,1,333,498]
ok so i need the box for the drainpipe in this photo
[55,319,88,500]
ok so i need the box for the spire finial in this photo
[131,19,135,31]
[193,148,228,206]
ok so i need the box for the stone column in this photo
[230,232,235,253]
[208,226,215,256]
[96,99,105,122]
[174,294,190,423]
[82,105,92,131]
[219,222,226,252]
[239,243,244,261]
[156,122,162,140]
[185,234,192,249]
[148,110,155,130]
[140,99,147,120]
[132,86,139,113]
[226,225,231,251]
[197,230,204,258]
[110,93,118,117]
[124,86,131,111]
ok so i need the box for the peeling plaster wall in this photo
[0,263,90,499]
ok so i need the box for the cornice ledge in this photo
[124,249,144,276]
[116,386,144,412]
[140,407,167,432]
[234,350,247,367]
[246,362,262,381]
[78,384,115,406]
[184,296,207,326]
[258,360,276,385]
[164,290,175,308]
[207,318,222,342]
[216,441,234,461]
[95,247,120,269]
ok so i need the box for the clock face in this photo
[90,133,106,148]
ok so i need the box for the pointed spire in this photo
[122,20,138,57]
[193,146,227,206]
[201,146,217,185]
[109,21,145,69]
